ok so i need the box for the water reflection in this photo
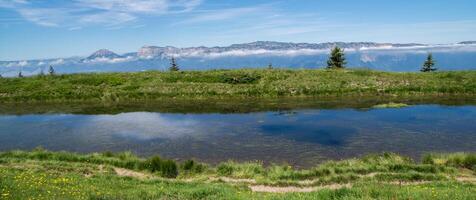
[1,105,475,167]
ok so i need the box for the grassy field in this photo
[1,150,475,199]
[0,69,475,102]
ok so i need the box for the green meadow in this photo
[1,150,475,199]
[1,69,475,102]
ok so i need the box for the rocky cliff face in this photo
[1,41,475,77]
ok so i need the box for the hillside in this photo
[1,69,476,102]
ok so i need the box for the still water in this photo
[1,102,475,167]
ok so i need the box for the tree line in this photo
[324,47,437,72]
[166,47,437,72]
[3,50,437,78]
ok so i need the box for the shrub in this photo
[217,164,233,176]
[143,156,178,178]
[219,74,261,84]
[421,154,434,165]
[102,151,114,157]
[463,154,476,170]
[181,160,205,174]
[160,160,178,178]
[145,156,163,173]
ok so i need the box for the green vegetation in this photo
[48,65,55,76]
[421,53,437,72]
[327,47,346,69]
[372,102,409,108]
[1,69,475,102]
[0,150,475,199]
[169,57,180,72]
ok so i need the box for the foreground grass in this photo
[1,150,475,199]
[1,69,475,102]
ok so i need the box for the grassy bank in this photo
[1,69,475,102]
[1,150,475,199]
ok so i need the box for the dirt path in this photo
[109,167,476,194]
[249,183,351,193]
[114,167,151,180]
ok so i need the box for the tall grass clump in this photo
[181,160,206,174]
[142,156,178,178]
[423,153,476,170]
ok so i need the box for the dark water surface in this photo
[1,99,476,167]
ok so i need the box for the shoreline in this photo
[1,150,475,199]
[1,69,476,102]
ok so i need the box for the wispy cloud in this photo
[17,8,66,27]
[177,5,271,24]
[1,0,202,28]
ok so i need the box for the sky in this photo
[1,0,475,60]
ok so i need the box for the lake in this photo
[1,98,475,168]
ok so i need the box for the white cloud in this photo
[177,5,268,24]
[17,8,64,27]
[81,112,202,140]
[2,0,202,28]
[79,11,136,26]
[83,56,135,63]
[77,0,168,13]
[5,60,28,68]
[49,59,64,65]
[0,0,28,8]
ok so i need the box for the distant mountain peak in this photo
[458,41,476,45]
[87,49,121,59]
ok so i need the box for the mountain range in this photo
[1,41,476,77]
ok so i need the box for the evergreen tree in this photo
[268,63,273,69]
[18,71,23,78]
[48,65,55,75]
[421,53,437,72]
[0,74,2,78]
[169,57,180,71]
[326,47,346,69]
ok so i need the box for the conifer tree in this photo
[421,53,437,72]
[268,63,273,69]
[18,71,23,78]
[326,47,346,69]
[169,57,179,71]
[49,65,55,75]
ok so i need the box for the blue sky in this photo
[1,0,475,60]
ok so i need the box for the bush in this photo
[160,160,178,178]
[217,164,233,176]
[145,156,163,173]
[102,151,114,157]
[421,154,434,165]
[219,74,261,84]
[181,160,205,174]
[182,160,195,171]
[143,156,178,178]
[463,154,476,170]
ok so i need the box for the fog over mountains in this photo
[1,41,476,77]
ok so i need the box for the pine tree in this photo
[268,63,273,69]
[326,47,346,69]
[421,53,437,72]
[48,65,55,75]
[18,71,23,78]
[169,57,179,71]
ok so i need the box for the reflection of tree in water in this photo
[274,111,298,116]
